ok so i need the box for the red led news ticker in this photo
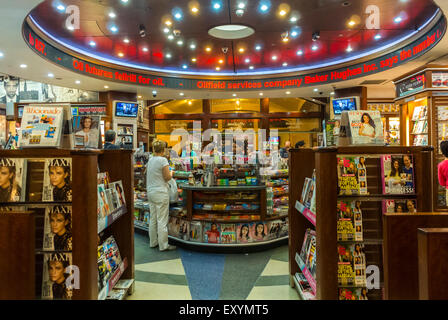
[24,18,446,91]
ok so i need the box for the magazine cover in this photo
[295,272,316,300]
[337,157,368,195]
[338,243,366,287]
[236,222,254,243]
[204,222,221,244]
[0,158,27,202]
[42,253,73,300]
[168,216,180,237]
[112,181,126,207]
[105,188,118,212]
[381,155,415,194]
[98,184,110,218]
[299,229,315,266]
[306,234,317,279]
[278,218,289,237]
[337,200,363,241]
[189,221,203,242]
[339,287,368,300]
[382,199,417,214]
[97,172,110,188]
[72,115,101,149]
[98,236,123,291]
[42,158,72,202]
[220,224,237,244]
[340,110,384,145]
[323,119,339,147]
[178,219,190,241]
[19,105,64,147]
[251,221,268,242]
[43,205,72,251]
[266,220,282,240]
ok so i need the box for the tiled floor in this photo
[127,232,300,300]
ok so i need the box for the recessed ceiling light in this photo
[192,58,197,62]
[166,53,172,58]
[163,28,170,33]
[121,0,129,3]
[0,52,4,58]
[216,67,221,71]
[245,58,250,63]
[290,16,297,22]
[238,48,245,53]
[260,3,269,12]
[238,2,245,9]
[331,92,335,95]
[296,50,303,55]
[182,64,188,69]
[152,90,157,95]
[168,35,174,40]
[138,95,142,99]
[118,52,124,57]
[348,20,356,27]
[190,44,196,50]
[272,55,278,60]
[89,41,96,47]
[20,64,27,68]
[75,80,81,84]
[165,20,172,26]
[255,45,262,51]
[282,62,288,67]
[174,12,182,20]
[67,26,74,31]
[311,45,318,51]
[286,91,291,95]
[291,31,298,37]
[177,40,184,46]
[219,59,224,64]
[57,4,65,12]
[109,12,116,18]
[110,25,118,33]
[249,65,254,70]
[123,38,130,43]
[104,85,109,89]
[394,16,402,23]
[314,88,319,92]
[142,47,149,52]
[48,73,54,78]
[233,94,237,97]
[205,47,212,52]
[180,92,185,96]
[259,93,263,96]
[191,7,199,13]
[279,10,287,16]
[213,2,221,10]
[346,45,353,52]
[374,34,382,40]
[282,37,289,43]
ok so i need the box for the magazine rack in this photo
[0,149,134,300]
[288,146,433,300]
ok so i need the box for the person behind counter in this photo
[280,140,291,158]
[103,130,121,150]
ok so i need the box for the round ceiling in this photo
[27,0,440,76]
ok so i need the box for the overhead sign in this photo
[23,17,446,92]
[396,73,426,97]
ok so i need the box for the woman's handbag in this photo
[168,178,178,203]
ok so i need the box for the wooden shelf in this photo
[98,206,127,234]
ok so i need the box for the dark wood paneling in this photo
[0,211,35,300]
[418,228,448,300]
[334,86,367,110]
[383,213,448,299]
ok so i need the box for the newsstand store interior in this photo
[0,0,448,301]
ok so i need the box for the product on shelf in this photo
[296,229,317,293]
[42,158,72,202]
[381,154,415,194]
[339,287,368,300]
[337,243,366,287]
[42,253,73,300]
[178,219,190,241]
[339,110,384,145]
[294,272,316,300]
[72,115,101,149]
[382,199,417,213]
[97,236,123,292]
[337,156,368,195]
[98,184,110,218]
[168,216,180,238]
[296,171,317,225]
[106,288,127,300]
[43,205,72,251]
[204,222,221,243]
[252,221,268,242]
[19,105,64,148]
[337,200,363,242]
[236,222,255,243]
[0,158,27,202]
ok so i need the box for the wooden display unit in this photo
[0,149,134,300]
[288,146,433,300]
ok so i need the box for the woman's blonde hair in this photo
[152,139,166,154]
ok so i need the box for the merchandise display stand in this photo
[0,149,134,300]
[289,146,433,300]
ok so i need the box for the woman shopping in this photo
[146,140,176,251]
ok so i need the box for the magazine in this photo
[97,236,123,291]
[19,105,64,147]
[337,200,363,241]
[98,184,110,218]
[43,205,72,251]
[295,272,316,300]
[339,287,368,300]
[97,172,110,188]
[204,222,221,244]
[337,156,368,195]
[236,222,254,243]
[42,158,72,202]
[178,219,190,241]
[299,229,315,265]
[381,155,415,194]
[339,110,384,145]
[220,224,237,244]
[72,115,101,149]
[266,220,282,240]
[382,199,417,214]
[42,253,73,300]
[0,158,27,202]
[251,221,268,242]
[110,181,126,208]
[105,188,118,212]
[278,218,289,237]
[338,243,366,287]
[168,216,180,237]
[189,221,203,242]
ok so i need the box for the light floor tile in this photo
[246,285,300,300]
[260,259,289,276]
[126,281,192,300]
[135,258,186,275]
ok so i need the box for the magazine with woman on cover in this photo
[42,158,72,202]
[0,158,27,202]
[42,253,73,300]
[43,206,72,251]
